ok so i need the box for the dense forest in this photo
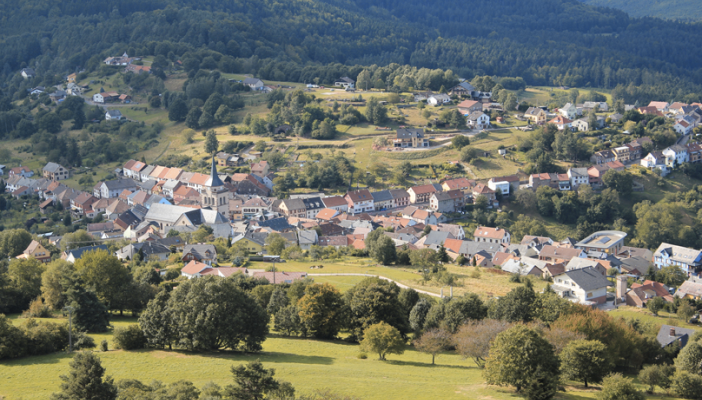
[1,0,702,102]
[580,0,702,21]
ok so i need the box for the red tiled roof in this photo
[410,184,438,195]
[322,196,348,207]
[474,226,508,240]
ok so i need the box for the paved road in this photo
[308,273,442,297]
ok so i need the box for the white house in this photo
[567,167,590,188]
[548,115,572,130]
[427,94,451,106]
[466,111,490,129]
[551,267,610,305]
[92,93,105,103]
[674,119,693,135]
[334,77,355,89]
[662,145,689,168]
[105,109,123,121]
[487,180,510,197]
[640,151,670,176]
[473,226,511,245]
[559,103,577,119]
[243,78,264,90]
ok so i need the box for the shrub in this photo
[113,325,147,350]
[357,353,368,359]
[673,370,702,400]
[100,340,108,352]
[73,331,96,350]
[21,296,53,319]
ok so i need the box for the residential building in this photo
[389,189,410,209]
[575,230,627,255]
[675,280,702,300]
[551,267,610,304]
[662,145,689,167]
[345,189,374,214]
[62,245,109,263]
[21,68,35,79]
[442,177,474,192]
[301,197,325,219]
[473,226,510,245]
[524,107,547,124]
[427,94,450,106]
[657,325,696,349]
[548,115,572,130]
[471,183,496,204]
[371,190,394,211]
[429,190,464,213]
[653,243,702,274]
[408,184,440,204]
[538,245,586,264]
[559,103,578,119]
[182,244,217,265]
[590,149,616,165]
[457,100,482,114]
[466,111,490,129]
[16,240,51,263]
[640,151,670,176]
[9,166,34,178]
[394,128,429,148]
[625,280,674,307]
[450,82,476,97]
[487,179,510,197]
[243,77,264,90]
[277,198,307,218]
[100,179,137,198]
[674,119,693,135]
[321,196,349,213]
[648,101,670,112]
[334,77,355,89]
[567,167,590,188]
[42,163,69,181]
[105,109,123,121]
[250,161,269,177]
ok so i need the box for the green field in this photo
[1,314,684,400]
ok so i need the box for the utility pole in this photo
[64,306,74,353]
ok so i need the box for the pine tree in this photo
[51,351,117,400]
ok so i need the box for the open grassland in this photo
[2,313,684,400]
[610,306,702,332]
[247,258,524,298]
[520,86,613,106]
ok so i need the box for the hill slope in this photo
[0,0,701,98]
[580,0,702,20]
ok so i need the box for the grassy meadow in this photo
[1,311,686,400]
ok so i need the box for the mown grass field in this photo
[247,258,524,298]
[1,312,685,400]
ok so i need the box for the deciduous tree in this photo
[360,322,405,361]
[559,340,611,387]
[297,283,345,339]
[483,325,559,396]
[414,328,451,364]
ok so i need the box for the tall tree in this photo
[414,328,451,365]
[73,249,131,311]
[297,283,345,339]
[138,290,176,350]
[204,130,219,155]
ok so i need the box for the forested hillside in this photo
[580,0,702,21]
[1,0,702,99]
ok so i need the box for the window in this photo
[587,292,593,298]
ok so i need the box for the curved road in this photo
[308,273,441,297]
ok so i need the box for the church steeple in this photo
[205,156,224,187]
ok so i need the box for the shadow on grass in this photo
[1,351,74,367]
[206,350,333,365]
[383,359,473,370]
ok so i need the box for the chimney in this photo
[616,275,627,304]
[670,327,676,337]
